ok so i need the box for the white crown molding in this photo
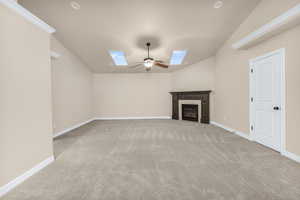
[0,0,56,34]
[0,156,54,197]
[53,118,94,138]
[232,3,300,50]
[210,121,252,141]
[50,51,61,59]
[95,116,172,120]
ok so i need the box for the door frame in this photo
[249,48,286,153]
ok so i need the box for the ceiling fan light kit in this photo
[144,58,154,68]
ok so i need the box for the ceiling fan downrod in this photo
[146,42,151,58]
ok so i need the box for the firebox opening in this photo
[182,104,199,122]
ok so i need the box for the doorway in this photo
[249,49,286,152]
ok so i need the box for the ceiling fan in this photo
[129,42,169,71]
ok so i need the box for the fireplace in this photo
[170,91,211,124]
[182,104,198,122]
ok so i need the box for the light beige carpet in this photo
[2,120,300,200]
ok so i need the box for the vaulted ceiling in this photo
[19,0,261,73]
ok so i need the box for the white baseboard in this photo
[282,151,300,163]
[53,118,94,138]
[210,121,300,164]
[95,116,172,120]
[0,156,54,197]
[53,117,171,138]
[235,130,253,141]
[210,121,234,132]
[210,121,252,141]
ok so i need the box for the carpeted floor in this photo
[3,120,300,200]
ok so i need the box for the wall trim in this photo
[0,0,56,33]
[0,156,54,197]
[53,118,94,138]
[210,121,253,141]
[211,121,300,164]
[232,3,300,49]
[95,116,172,120]
[282,151,300,163]
[53,117,171,138]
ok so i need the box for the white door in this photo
[250,49,285,152]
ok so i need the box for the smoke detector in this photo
[70,1,80,10]
[214,1,223,9]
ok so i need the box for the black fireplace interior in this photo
[182,104,198,122]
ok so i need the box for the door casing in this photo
[249,48,286,153]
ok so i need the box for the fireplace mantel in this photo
[169,91,211,124]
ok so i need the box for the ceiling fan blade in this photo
[128,63,143,68]
[155,62,169,68]
[155,60,165,63]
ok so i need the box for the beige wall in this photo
[171,57,216,119]
[93,73,172,118]
[0,5,53,187]
[171,57,215,91]
[93,59,216,119]
[214,0,300,156]
[51,37,93,134]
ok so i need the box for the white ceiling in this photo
[19,0,261,73]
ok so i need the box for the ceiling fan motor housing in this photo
[144,57,154,62]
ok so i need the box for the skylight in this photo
[170,50,187,65]
[109,51,128,66]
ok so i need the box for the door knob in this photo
[273,106,280,110]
